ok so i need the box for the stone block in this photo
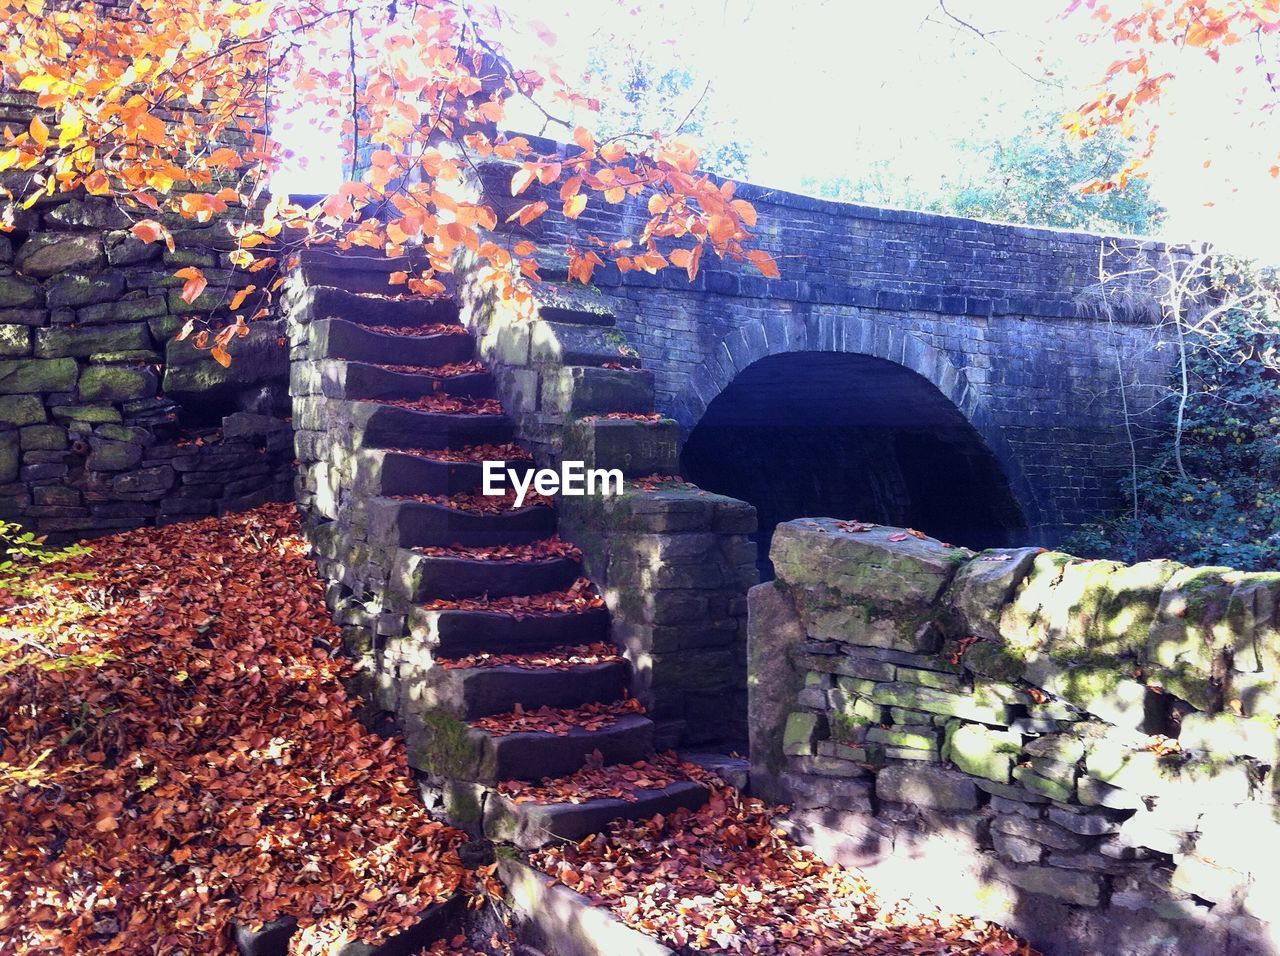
[993,862,1103,907]
[35,324,151,359]
[0,429,17,483]
[19,424,65,450]
[0,358,78,393]
[992,813,1090,850]
[78,365,158,403]
[875,763,979,811]
[1023,655,1150,731]
[866,726,938,752]
[16,234,104,276]
[1047,806,1123,836]
[1145,565,1235,676]
[1170,854,1248,906]
[163,320,287,396]
[105,230,162,266]
[46,271,126,308]
[1179,712,1276,761]
[1011,765,1074,803]
[111,465,175,495]
[747,582,809,800]
[87,438,143,472]
[771,519,967,610]
[0,325,30,356]
[944,547,1040,639]
[540,365,654,418]
[77,296,168,325]
[561,418,678,476]
[871,681,1009,726]
[993,831,1044,864]
[0,395,46,426]
[0,275,41,308]
[943,722,1021,783]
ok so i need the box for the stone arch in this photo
[670,309,1041,563]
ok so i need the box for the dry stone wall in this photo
[0,92,292,540]
[750,519,1280,955]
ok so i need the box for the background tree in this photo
[1065,0,1280,184]
[578,48,751,180]
[805,105,1164,234]
[1068,256,1280,569]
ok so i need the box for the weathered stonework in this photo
[475,148,1181,546]
[0,182,292,538]
[751,519,1280,956]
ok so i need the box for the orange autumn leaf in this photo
[228,285,256,311]
[173,266,207,304]
[747,249,780,279]
[563,193,587,218]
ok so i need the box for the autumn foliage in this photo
[0,505,471,954]
[0,0,778,362]
[1066,0,1280,185]
[532,785,1037,956]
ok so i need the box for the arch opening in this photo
[680,351,1028,577]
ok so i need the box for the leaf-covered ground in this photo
[1,504,1037,956]
[531,785,1038,956]
[0,504,471,954]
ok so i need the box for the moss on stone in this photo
[409,710,479,780]
[829,709,871,743]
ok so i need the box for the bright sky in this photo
[275,0,1280,263]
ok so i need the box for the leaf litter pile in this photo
[375,360,486,376]
[358,322,469,337]
[0,505,473,954]
[401,442,531,463]
[414,535,581,564]
[421,577,604,616]
[469,698,646,737]
[437,641,621,671]
[499,751,713,806]
[395,489,553,514]
[579,411,662,422]
[371,395,504,415]
[531,784,1037,956]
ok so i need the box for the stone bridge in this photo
[476,159,1178,557]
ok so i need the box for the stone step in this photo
[562,417,680,476]
[390,547,581,601]
[483,779,709,850]
[346,401,513,450]
[410,659,630,720]
[354,448,531,497]
[540,366,655,420]
[294,248,441,297]
[233,895,463,956]
[409,604,611,656]
[470,713,654,784]
[308,317,474,366]
[365,495,556,549]
[498,857,676,956]
[295,284,460,328]
[301,359,494,401]
[529,320,641,368]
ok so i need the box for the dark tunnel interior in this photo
[680,352,1028,578]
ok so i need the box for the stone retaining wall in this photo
[0,174,292,539]
[750,519,1279,955]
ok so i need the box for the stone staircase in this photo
[287,251,713,851]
